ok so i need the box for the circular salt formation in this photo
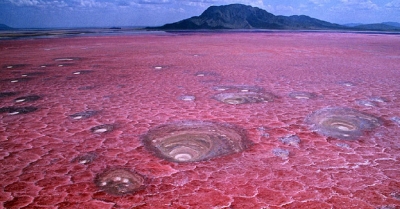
[95,168,145,196]
[7,77,32,83]
[213,92,276,105]
[54,57,81,62]
[0,106,38,115]
[142,121,251,163]
[14,95,41,103]
[212,85,264,93]
[72,70,93,75]
[21,72,46,77]
[90,124,114,134]
[338,81,356,87]
[369,97,387,103]
[3,64,29,69]
[70,110,98,120]
[288,91,317,100]
[306,107,382,140]
[178,95,195,101]
[195,71,218,77]
[356,100,376,107]
[72,152,98,164]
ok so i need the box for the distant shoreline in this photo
[0,27,161,40]
[1,28,399,40]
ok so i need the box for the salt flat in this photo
[1,32,400,208]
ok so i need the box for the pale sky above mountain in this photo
[0,0,399,28]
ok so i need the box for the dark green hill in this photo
[148,4,345,30]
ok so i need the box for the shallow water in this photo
[1,32,400,208]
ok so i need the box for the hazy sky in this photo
[1,0,399,28]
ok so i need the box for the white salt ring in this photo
[93,128,108,133]
[174,153,192,161]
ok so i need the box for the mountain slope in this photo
[0,24,13,30]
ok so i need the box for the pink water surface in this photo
[1,32,400,209]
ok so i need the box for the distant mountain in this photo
[277,15,345,30]
[0,24,13,30]
[382,22,400,27]
[148,4,345,30]
[352,23,400,31]
[344,22,400,31]
[343,23,363,27]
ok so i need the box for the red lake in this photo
[1,32,400,209]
